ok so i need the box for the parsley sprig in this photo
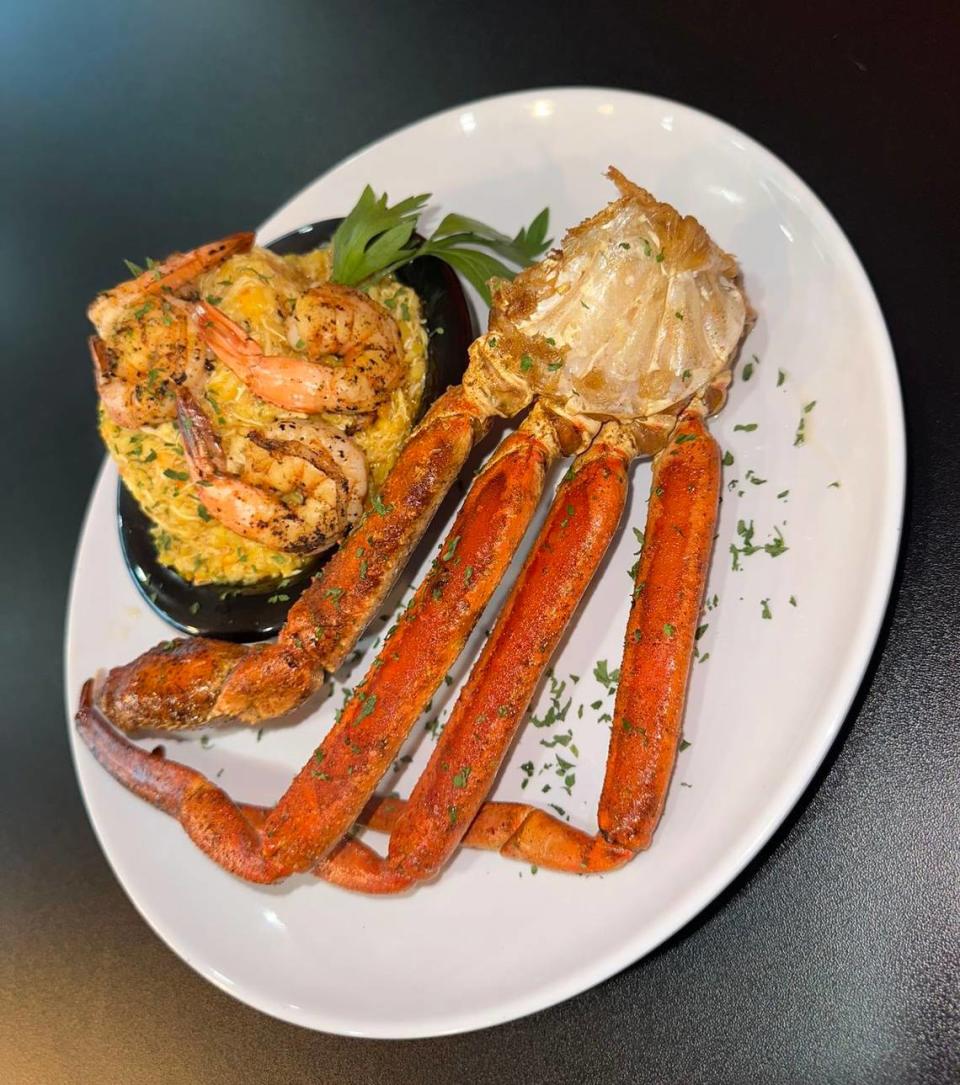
[331,186,551,305]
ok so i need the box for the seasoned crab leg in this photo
[298,424,636,891]
[597,408,721,851]
[98,385,491,731]
[78,403,584,880]
[75,681,412,890]
[357,795,633,872]
[337,407,720,884]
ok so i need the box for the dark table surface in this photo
[2,2,958,1082]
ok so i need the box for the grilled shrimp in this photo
[88,234,254,428]
[177,391,368,555]
[195,281,405,414]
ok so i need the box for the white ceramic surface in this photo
[65,87,904,1038]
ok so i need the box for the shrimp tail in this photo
[176,389,225,481]
[193,299,260,362]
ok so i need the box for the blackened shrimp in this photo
[195,281,405,414]
[177,390,368,555]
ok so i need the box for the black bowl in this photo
[117,219,476,641]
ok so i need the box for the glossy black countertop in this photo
[1,2,957,1082]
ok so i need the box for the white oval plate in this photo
[65,87,904,1038]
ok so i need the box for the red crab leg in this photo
[76,681,410,890]
[348,408,720,879]
[597,408,721,849]
[379,422,637,884]
[97,385,489,732]
[359,795,633,873]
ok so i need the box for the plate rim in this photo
[65,84,906,1039]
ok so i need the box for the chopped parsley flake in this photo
[593,659,620,692]
[356,692,377,722]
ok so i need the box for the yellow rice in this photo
[100,246,427,585]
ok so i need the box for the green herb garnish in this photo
[330,186,551,305]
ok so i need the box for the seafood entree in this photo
[77,168,749,893]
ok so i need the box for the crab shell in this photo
[465,167,748,449]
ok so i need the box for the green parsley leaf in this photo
[593,659,620,691]
[330,185,550,306]
[355,692,377,722]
